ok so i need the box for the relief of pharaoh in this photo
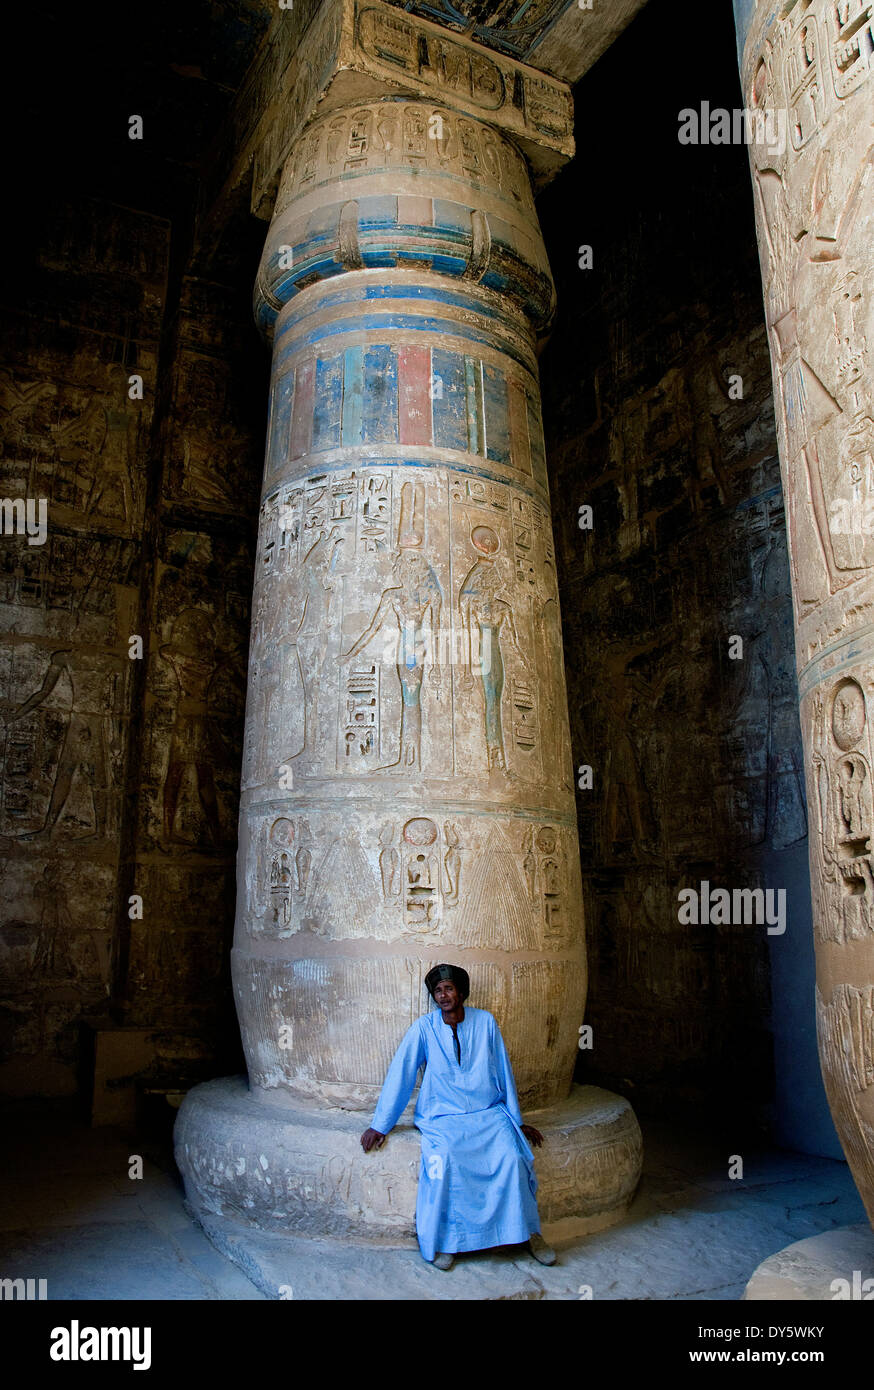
[459,525,528,773]
[340,482,442,772]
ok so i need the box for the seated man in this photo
[360,963,556,1271]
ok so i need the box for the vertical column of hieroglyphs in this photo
[233,6,586,1115]
[741,0,874,1220]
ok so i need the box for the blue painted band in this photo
[278,279,517,330]
[264,233,543,316]
[797,623,874,700]
[272,314,534,377]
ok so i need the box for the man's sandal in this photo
[528,1233,556,1265]
[432,1252,455,1271]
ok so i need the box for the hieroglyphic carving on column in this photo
[177,28,649,1246]
[255,98,555,334]
[745,2,874,625]
[742,0,874,1223]
[234,393,584,1105]
[816,981,874,1212]
[233,0,574,223]
[243,462,569,790]
[806,675,874,944]
[234,78,583,1116]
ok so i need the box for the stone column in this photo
[177,0,641,1247]
[240,98,582,1112]
[737,0,874,1226]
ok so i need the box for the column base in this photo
[744,1226,874,1301]
[174,1076,642,1246]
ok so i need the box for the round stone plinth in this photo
[744,1226,874,1301]
[175,1077,642,1247]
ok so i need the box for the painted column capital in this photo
[253,96,557,334]
[236,0,574,225]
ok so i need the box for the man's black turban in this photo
[425,964,470,1001]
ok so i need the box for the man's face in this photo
[433,980,460,1011]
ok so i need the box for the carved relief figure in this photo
[277,524,344,766]
[5,648,124,841]
[295,819,313,896]
[600,669,659,861]
[269,819,295,930]
[31,860,74,979]
[378,821,400,900]
[837,754,868,840]
[159,610,227,849]
[754,167,839,463]
[751,138,874,589]
[458,525,527,772]
[52,398,137,529]
[341,483,442,771]
[833,410,874,569]
[443,822,461,908]
[729,536,808,849]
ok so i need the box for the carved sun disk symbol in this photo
[403,817,438,845]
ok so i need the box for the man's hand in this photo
[521,1124,544,1148]
[360,1127,387,1152]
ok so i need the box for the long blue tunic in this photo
[370,1006,541,1261]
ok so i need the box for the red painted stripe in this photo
[290,359,315,459]
[397,346,432,446]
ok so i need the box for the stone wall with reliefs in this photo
[538,0,838,1146]
[0,197,169,1094]
[0,236,269,1094]
[0,226,270,1095]
[121,267,265,1054]
[0,0,276,1099]
[0,169,270,1097]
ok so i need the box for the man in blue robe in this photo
[360,963,557,1271]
